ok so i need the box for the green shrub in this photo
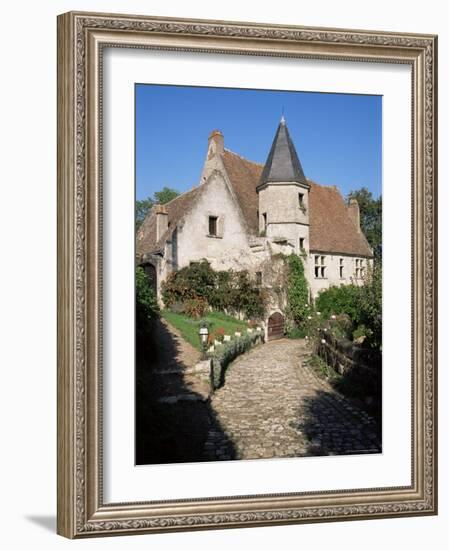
[287,326,307,339]
[209,270,233,311]
[315,284,360,321]
[183,297,208,318]
[162,260,216,306]
[231,271,266,319]
[136,266,159,339]
[162,261,265,320]
[352,324,373,343]
[307,353,338,380]
[303,310,326,347]
[355,264,382,349]
[315,263,382,350]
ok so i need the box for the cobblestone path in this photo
[204,339,381,460]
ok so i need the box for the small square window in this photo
[299,237,305,251]
[298,193,304,207]
[209,216,218,236]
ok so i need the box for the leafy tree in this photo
[136,186,180,230]
[355,262,382,349]
[347,187,382,260]
[136,266,159,339]
[136,198,154,230]
[286,254,309,325]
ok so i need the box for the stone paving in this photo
[203,339,381,460]
[151,318,210,399]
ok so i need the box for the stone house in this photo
[137,117,373,337]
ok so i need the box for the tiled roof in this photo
[137,148,373,259]
[222,150,372,257]
[307,181,373,256]
[136,186,204,256]
[221,150,263,234]
[258,118,308,187]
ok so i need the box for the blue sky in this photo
[135,84,382,201]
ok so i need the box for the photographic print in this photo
[57,12,437,537]
[135,85,382,465]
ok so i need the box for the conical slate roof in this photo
[258,117,308,187]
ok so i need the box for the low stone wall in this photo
[316,329,381,406]
[317,330,380,376]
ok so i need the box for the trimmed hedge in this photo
[210,332,263,389]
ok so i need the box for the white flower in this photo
[317,311,321,316]
[307,316,312,320]
[331,314,336,320]
[323,328,327,332]
[305,336,308,340]
[321,339,326,344]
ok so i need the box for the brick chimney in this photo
[155,204,168,241]
[207,129,224,159]
[347,198,361,232]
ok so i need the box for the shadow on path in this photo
[295,388,381,457]
[136,319,236,465]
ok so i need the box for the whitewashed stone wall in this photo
[258,183,310,255]
[307,252,373,298]
[173,172,255,273]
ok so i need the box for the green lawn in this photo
[161,310,248,351]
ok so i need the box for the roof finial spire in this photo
[280,107,285,125]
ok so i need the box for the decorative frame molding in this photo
[57,11,438,538]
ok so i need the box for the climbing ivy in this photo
[286,254,309,325]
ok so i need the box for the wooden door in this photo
[268,312,284,341]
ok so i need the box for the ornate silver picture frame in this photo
[57,11,437,538]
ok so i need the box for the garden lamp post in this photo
[199,323,209,359]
